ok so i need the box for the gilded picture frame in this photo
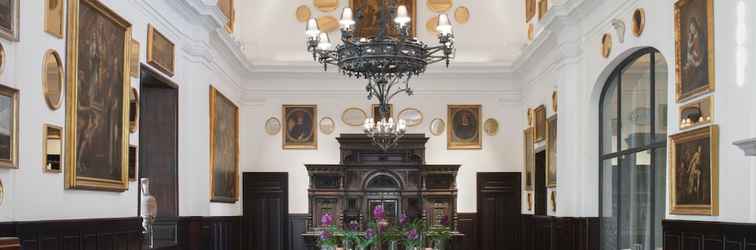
[342,107,367,127]
[398,108,423,127]
[538,0,548,21]
[350,0,417,38]
[209,86,240,203]
[669,124,718,216]
[447,105,481,150]
[523,127,534,191]
[546,115,557,188]
[372,104,393,123]
[601,33,612,58]
[43,124,63,173]
[632,8,645,37]
[45,0,65,38]
[525,0,535,23]
[674,0,715,102]
[147,24,175,77]
[0,84,18,169]
[64,0,131,191]
[534,105,546,142]
[0,0,19,41]
[42,49,64,110]
[129,39,140,78]
[283,105,318,149]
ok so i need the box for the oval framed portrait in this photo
[429,118,446,136]
[265,117,282,135]
[342,107,367,127]
[632,8,645,37]
[484,118,499,136]
[319,117,335,135]
[43,49,64,110]
[398,108,423,127]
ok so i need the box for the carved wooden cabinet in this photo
[303,134,462,249]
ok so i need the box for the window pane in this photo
[621,54,652,150]
[653,149,667,250]
[619,150,652,250]
[602,77,619,155]
[600,158,619,250]
[654,53,669,142]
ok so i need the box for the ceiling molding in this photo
[242,88,521,106]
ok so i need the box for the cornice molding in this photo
[242,88,521,106]
[246,62,515,81]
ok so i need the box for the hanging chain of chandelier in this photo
[304,0,456,150]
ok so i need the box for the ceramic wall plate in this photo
[398,108,423,127]
[320,117,335,135]
[0,43,5,75]
[484,118,499,136]
[601,33,612,58]
[427,0,453,13]
[314,0,339,12]
[429,118,446,136]
[0,178,4,206]
[455,6,470,24]
[43,50,64,110]
[426,16,439,34]
[342,107,367,127]
[317,16,340,33]
[632,8,645,37]
[265,117,282,135]
[296,5,311,22]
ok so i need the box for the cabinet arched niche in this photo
[304,134,462,249]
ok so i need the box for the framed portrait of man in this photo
[670,125,718,216]
[283,105,317,149]
[372,103,393,123]
[64,0,132,191]
[675,0,715,102]
[447,105,481,150]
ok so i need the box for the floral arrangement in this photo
[426,215,452,244]
[398,214,426,249]
[318,213,340,248]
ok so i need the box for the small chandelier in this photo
[363,116,406,151]
[304,0,455,150]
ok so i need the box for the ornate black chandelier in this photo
[304,0,455,150]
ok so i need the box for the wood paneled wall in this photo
[521,215,599,250]
[663,220,756,250]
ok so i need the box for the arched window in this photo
[599,49,668,250]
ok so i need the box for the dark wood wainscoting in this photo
[477,173,521,250]
[0,217,143,250]
[521,215,599,250]
[457,213,478,249]
[663,220,756,250]
[177,216,242,250]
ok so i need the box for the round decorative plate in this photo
[601,33,612,58]
[265,117,282,135]
[454,6,470,24]
[342,107,367,127]
[319,117,335,135]
[427,0,453,13]
[314,0,339,12]
[0,178,4,206]
[426,17,439,34]
[317,16,340,33]
[0,42,5,75]
[484,118,499,136]
[429,118,446,136]
[43,50,64,110]
[398,108,423,127]
[296,5,311,23]
[632,8,645,37]
[527,23,534,41]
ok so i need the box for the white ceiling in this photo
[236,0,528,67]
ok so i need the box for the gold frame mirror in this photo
[129,87,139,133]
[43,50,64,110]
[44,124,63,172]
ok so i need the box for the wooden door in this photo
[535,151,547,216]
[477,172,521,250]
[243,173,289,250]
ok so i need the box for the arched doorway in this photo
[599,48,668,250]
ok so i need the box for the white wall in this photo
[240,73,523,214]
[0,0,247,221]
[518,0,756,223]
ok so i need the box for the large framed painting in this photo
[447,105,481,150]
[147,24,175,77]
[669,125,718,216]
[674,0,715,102]
[350,0,416,38]
[546,115,557,187]
[538,0,548,21]
[65,0,132,191]
[534,105,546,142]
[523,127,534,191]
[0,84,17,169]
[210,86,240,203]
[525,0,535,23]
[0,0,19,41]
[283,105,317,149]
